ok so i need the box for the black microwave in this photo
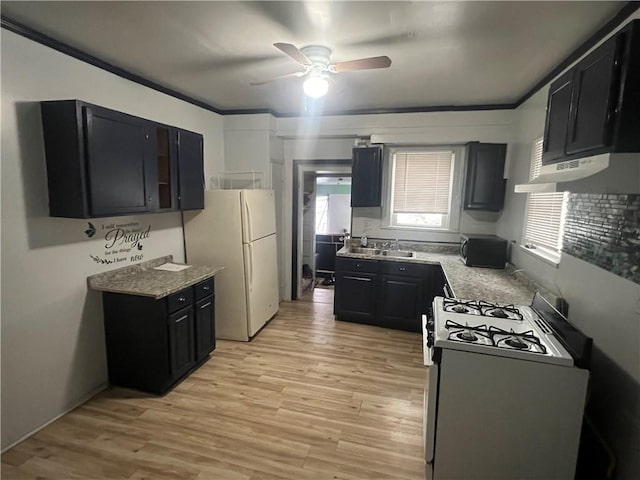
[460,234,508,268]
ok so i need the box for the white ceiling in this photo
[1,1,629,115]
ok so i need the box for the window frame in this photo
[383,145,464,232]
[521,137,568,266]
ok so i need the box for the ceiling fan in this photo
[251,43,392,98]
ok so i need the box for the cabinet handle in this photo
[356,263,361,267]
[399,267,406,271]
[148,196,153,202]
[175,314,188,323]
[200,301,212,309]
[178,297,186,303]
[203,285,210,291]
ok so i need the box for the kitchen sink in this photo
[381,250,414,258]
[349,247,381,255]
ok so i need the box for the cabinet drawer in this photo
[336,257,379,274]
[379,261,425,277]
[167,287,194,313]
[194,278,214,300]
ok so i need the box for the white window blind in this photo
[392,151,454,214]
[523,138,568,252]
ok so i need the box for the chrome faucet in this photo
[394,238,400,250]
[341,231,351,248]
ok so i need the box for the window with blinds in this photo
[523,138,568,257]
[390,150,455,228]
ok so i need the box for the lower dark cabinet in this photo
[334,258,445,332]
[195,295,216,361]
[334,271,377,323]
[102,278,215,394]
[168,307,196,380]
[378,275,424,331]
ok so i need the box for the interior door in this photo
[243,234,279,337]
[242,190,276,242]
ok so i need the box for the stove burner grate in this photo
[443,298,481,315]
[478,301,524,321]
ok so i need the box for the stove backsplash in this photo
[563,194,640,284]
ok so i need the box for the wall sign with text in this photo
[87,221,151,265]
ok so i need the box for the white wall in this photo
[0,30,224,450]
[497,12,640,480]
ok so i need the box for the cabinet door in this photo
[423,265,446,308]
[378,275,424,332]
[464,143,506,211]
[178,130,205,210]
[168,307,196,380]
[195,295,216,361]
[542,70,574,164]
[334,271,377,323]
[351,146,383,207]
[83,106,152,216]
[566,36,621,155]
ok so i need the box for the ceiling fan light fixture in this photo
[303,75,329,98]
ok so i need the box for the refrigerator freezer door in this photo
[243,234,279,336]
[241,190,276,242]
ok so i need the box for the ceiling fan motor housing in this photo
[301,45,332,71]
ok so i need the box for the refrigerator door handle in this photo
[247,244,253,289]
[245,201,253,242]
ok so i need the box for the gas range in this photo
[422,293,592,480]
[426,296,575,367]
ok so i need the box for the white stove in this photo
[429,297,574,366]
[423,293,592,480]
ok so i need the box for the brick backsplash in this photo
[563,194,639,284]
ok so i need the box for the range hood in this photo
[515,153,640,194]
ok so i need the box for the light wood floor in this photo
[2,297,427,480]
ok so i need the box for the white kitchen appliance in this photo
[183,190,279,341]
[423,293,592,480]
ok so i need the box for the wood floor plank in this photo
[2,292,427,479]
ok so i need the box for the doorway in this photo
[291,159,351,301]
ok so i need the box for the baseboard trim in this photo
[1,382,109,453]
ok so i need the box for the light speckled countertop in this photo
[337,247,537,305]
[87,255,224,299]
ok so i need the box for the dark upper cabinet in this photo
[565,35,621,155]
[542,20,640,165]
[351,145,383,207]
[542,71,574,163]
[177,129,205,210]
[84,106,153,216]
[40,100,204,218]
[464,143,506,212]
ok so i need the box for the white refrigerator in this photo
[183,190,279,341]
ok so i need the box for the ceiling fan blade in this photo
[250,71,306,86]
[274,42,313,66]
[332,56,392,72]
